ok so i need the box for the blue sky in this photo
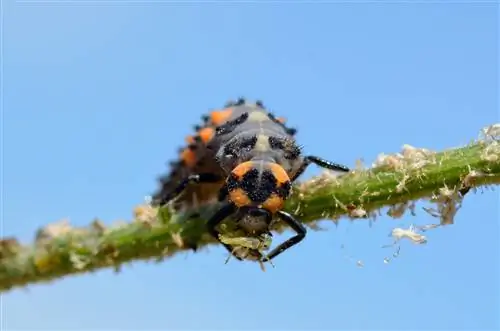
[2,1,498,330]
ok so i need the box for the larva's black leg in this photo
[292,156,350,181]
[261,210,306,262]
[206,203,242,260]
[155,173,222,206]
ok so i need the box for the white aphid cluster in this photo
[372,144,436,171]
[133,196,159,225]
[35,219,73,245]
[479,123,500,142]
[422,184,463,226]
[479,123,500,162]
[387,201,416,219]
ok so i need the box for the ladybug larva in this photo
[151,98,350,263]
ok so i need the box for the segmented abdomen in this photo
[150,98,298,213]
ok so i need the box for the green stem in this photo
[1,136,499,293]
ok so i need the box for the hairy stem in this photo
[1,136,499,293]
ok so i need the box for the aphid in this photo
[151,98,350,263]
[219,233,275,271]
[218,233,272,252]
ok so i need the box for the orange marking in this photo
[180,148,197,167]
[262,194,285,213]
[231,161,255,178]
[210,108,233,125]
[268,163,291,185]
[276,117,286,124]
[229,188,252,207]
[185,135,195,144]
[198,127,215,143]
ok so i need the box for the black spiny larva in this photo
[150,98,350,265]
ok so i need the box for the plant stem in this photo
[1,138,499,293]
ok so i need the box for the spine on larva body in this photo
[150,98,300,214]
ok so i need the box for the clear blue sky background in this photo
[2,1,498,330]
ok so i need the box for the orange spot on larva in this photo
[210,108,233,125]
[262,194,285,213]
[181,148,197,167]
[185,135,195,144]
[231,161,255,179]
[198,127,215,143]
[268,163,291,185]
[276,117,286,124]
[229,188,252,207]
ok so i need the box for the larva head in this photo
[226,161,292,214]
